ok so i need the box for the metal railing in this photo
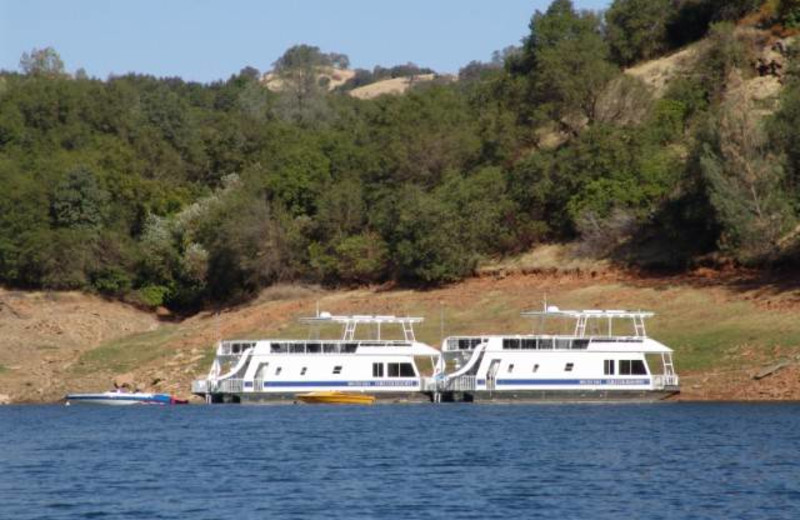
[421,375,477,392]
[652,374,680,389]
[217,379,244,393]
[191,380,209,394]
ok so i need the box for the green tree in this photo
[605,0,674,66]
[700,72,794,262]
[19,47,65,77]
[51,166,109,229]
[517,0,618,132]
[779,0,800,27]
[271,45,346,125]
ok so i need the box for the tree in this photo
[779,0,800,27]
[19,47,66,77]
[271,45,347,125]
[517,0,618,132]
[51,167,109,229]
[605,0,673,66]
[700,71,794,262]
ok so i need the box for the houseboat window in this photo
[458,338,482,350]
[289,343,305,353]
[503,338,520,349]
[323,343,337,353]
[604,360,615,375]
[565,363,574,372]
[387,363,415,377]
[300,367,307,376]
[333,366,342,375]
[508,364,515,373]
[555,339,572,350]
[533,364,539,373]
[306,343,321,353]
[619,360,647,375]
[521,339,537,349]
[573,339,590,349]
[275,367,282,376]
[342,343,358,353]
[539,339,553,349]
[372,363,384,377]
[271,343,287,353]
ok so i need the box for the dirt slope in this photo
[0,289,159,403]
[2,265,800,404]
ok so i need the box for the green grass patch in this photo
[71,325,180,376]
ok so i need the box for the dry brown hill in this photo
[3,251,800,404]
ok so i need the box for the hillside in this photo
[349,74,449,99]
[2,254,800,404]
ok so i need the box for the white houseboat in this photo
[427,306,679,402]
[191,312,441,403]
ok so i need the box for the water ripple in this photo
[2,403,800,519]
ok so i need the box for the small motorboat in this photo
[64,391,188,406]
[296,391,376,405]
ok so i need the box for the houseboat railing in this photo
[444,335,645,352]
[191,380,209,394]
[421,375,477,392]
[652,375,680,389]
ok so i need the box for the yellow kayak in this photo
[296,391,376,405]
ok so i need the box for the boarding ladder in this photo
[402,320,416,342]
[633,314,647,337]
[662,352,676,376]
[343,320,357,340]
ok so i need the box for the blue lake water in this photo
[1,403,799,519]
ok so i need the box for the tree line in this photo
[1,0,800,310]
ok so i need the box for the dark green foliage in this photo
[606,0,673,66]
[514,0,619,132]
[779,0,800,28]
[51,166,109,228]
[3,0,800,310]
[768,79,800,207]
[666,0,762,49]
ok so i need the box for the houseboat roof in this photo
[521,307,655,319]
[298,313,424,325]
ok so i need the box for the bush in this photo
[132,285,171,308]
[606,0,673,66]
[779,0,800,27]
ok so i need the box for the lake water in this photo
[1,403,799,519]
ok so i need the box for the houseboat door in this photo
[486,359,501,391]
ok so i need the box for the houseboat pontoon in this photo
[191,312,441,403]
[426,306,679,402]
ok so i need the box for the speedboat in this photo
[296,391,376,405]
[64,391,188,406]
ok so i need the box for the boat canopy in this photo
[298,312,424,341]
[521,306,654,338]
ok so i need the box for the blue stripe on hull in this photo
[261,380,418,388]
[495,378,650,386]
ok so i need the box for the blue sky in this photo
[1,0,610,83]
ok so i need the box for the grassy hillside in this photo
[4,260,799,403]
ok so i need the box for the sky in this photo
[1,0,610,83]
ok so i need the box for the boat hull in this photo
[296,391,375,405]
[435,388,679,403]
[65,392,180,405]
